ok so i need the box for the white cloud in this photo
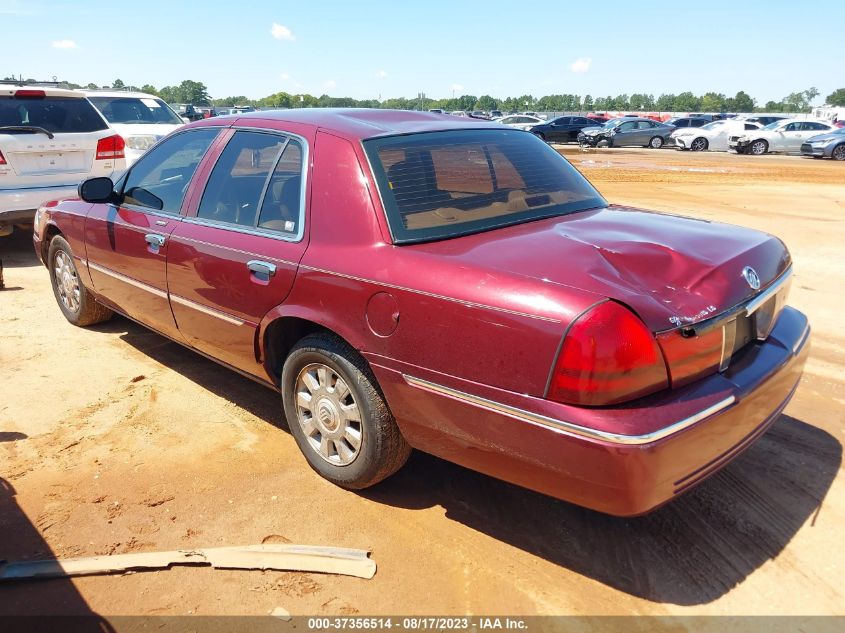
[270,22,295,41]
[280,72,291,81]
[376,70,388,79]
[323,79,336,89]
[570,57,591,73]
[52,39,77,49]
[451,83,463,92]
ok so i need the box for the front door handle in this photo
[145,233,166,248]
[247,260,277,278]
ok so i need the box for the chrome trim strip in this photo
[793,323,810,354]
[403,374,736,446]
[300,265,560,323]
[174,234,299,267]
[745,267,793,317]
[170,294,246,326]
[87,261,167,299]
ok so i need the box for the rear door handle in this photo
[145,233,166,248]
[247,260,276,278]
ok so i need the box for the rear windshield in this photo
[364,129,606,243]
[0,96,108,133]
[88,96,183,125]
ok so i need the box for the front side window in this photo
[364,129,606,244]
[198,131,305,236]
[121,128,219,213]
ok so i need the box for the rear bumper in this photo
[373,306,810,516]
[0,185,78,220]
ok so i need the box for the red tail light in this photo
[96,134,125,160]
[548,301,669,406]
[656,327,722,388]
[14,89,46,98]
[0,150,6,165]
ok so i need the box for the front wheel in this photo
[690,137,708,152]
[648,136,664,149]
[48,236,113,326]
[282,333,411,489]
[750,139,769,155]
[832,144,845,161]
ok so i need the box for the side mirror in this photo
[78,177,116,204]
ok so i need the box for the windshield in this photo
[88,96,183,125]
[602,118,625,128]
[701,121,726,131]
[762,121,785,131]
[0,96,108,133]
[364,129,607,244]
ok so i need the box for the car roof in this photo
[218,108,500,140]
[1,86,84,99]
[81,90,160,99]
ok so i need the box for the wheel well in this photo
[42,224,63,263]
[263,317,337,386]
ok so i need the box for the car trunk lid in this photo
[409,205,791,333]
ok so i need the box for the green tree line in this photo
[7,75,844,112]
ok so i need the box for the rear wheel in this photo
[750,139,769,155]
[832,144,845,161]
[648,136,664,149]
[48,236,113,326]
[282,333,411,489]
[690,137,708,151]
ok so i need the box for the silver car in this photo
[578,117,676,149]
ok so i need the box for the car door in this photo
[550,117,571,142]
[791,122,831,151]
[84,127,221,339]
[632,121,656,145]
[166,127,311,377]
[775,122,803,151]
[613,121,638,145]
[572,117,594,141]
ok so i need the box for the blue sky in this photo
[2,0,840,104]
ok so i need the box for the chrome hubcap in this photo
[652,138,662,148]
[295,363,362,466]
[54,251,80,312]
[833,145,845,160]
[752,141,766,154]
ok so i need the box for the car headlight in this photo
[811,138,834,145]
[125,135,159,151]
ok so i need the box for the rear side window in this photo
[0,96,108,133]
[198,131,305,237]
[364,129,606,244]
[88,96,183,125]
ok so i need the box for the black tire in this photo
[648,136,664,149]
[832,144,845,161]
[48,235,113,326]
[690,137,708,152]
[749,139,768,155]
[281,332,411,489]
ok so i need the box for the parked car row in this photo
[728,119,840,156]
[0,83,187,235]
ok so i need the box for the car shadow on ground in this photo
[0,228,39,268]
[110,317,841,606]
[0,477,112,628]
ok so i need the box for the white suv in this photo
[83,90,184,166]
[0,85,126,236]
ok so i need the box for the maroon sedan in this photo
[33,109,810,516]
